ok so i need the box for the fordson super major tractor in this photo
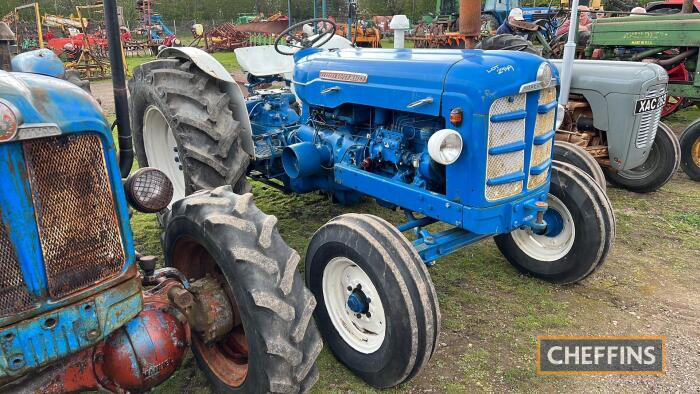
[132,19,615,388]
[0,1,322,392]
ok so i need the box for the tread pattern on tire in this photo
[553,161,615,272]
[554,141,608,192]
[129,59,252,196]
[307,214,440,388]
[165,186,321,393]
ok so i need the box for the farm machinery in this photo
[132,18,615,388]
[584,13,700,180]
[0,0,321,390]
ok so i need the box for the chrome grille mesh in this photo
[528,88,558,190]
[485,94,527,201]
[24,134,125,299]
[636,86,665,149]
[0,215,34,317]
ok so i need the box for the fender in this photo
[157,47,254,156]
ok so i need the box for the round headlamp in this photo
[0,102,18,142]
[536,62,553,88]
[428,129,463,165]
[556,104,565,130]
[124,167,174,213]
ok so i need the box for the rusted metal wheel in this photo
[163,186,322,393]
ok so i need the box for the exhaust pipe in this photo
[102,0,133,178]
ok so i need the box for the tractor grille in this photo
[485,94,527,201]
[0,215,34,318]
[636,86,665,149]
[485,87,557,201]
[529,87,557,190]
[24,134,124,299]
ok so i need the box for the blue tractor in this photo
[0,2,321,392]
[132,19,615,388]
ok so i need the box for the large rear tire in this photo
[553,141,607,192]
[603,122,680,193]
[494,163,614,284]
[679,119,700,181]
[305,214,440,388]
[129,59,252,206]
[475,34,541,55]
[163,186,322,393]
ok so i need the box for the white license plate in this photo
[635,93,667,114]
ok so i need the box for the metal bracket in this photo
[407,97,434,108]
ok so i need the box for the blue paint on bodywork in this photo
[10,49,65,78]
[0,70,138,373]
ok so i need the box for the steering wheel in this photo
[274,18,337,56]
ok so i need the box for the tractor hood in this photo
[293,48,554,116]
[0,70,107,135]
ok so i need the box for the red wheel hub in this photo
[662,63,690,118]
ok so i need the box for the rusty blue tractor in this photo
[132,18,615,389]
[0,3,321,393]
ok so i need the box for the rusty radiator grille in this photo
[0,215,34,317]
[24,134,125,299]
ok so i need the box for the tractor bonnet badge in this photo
[320,70,368,83]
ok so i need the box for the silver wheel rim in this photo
[143,105,185,205]
[322,257,386,354]
[511,195,575,262]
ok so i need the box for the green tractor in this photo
[585,13,700,181]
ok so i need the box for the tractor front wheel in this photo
[603,122,680,193]
[679,119,700,181]
[305,214,440,388]
[553,141,607,191]
[163,186,322,393]
[495,163,614,284]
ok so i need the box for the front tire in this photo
[305,214,440,388]
[604,122,680,193]
[163,186,322,393]
[494,164,614,284]
[129,59,252,206]
[553,141,607,191]
[679,119,700,181]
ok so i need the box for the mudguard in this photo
[157,47,254,156]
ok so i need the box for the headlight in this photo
[428,129,463,165]
[0,102,18,142]
[555,104,565,130]
[124,167,174,213]
[536,62,553,88]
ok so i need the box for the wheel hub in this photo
[511,194,576,262]
[692,137,700,167]
[346,286,370,315]
[322,257,386,354]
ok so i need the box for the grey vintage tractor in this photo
[479,34,679,193]
[131,19,615,388]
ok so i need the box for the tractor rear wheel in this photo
[129,58,252,207]
[553,141,607,191]
[603,122,680,193]
[475,34,541,55]
[679,119,700,181]
[163,186,322,393]
[494,163,614,284]
[305,214,440,388]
